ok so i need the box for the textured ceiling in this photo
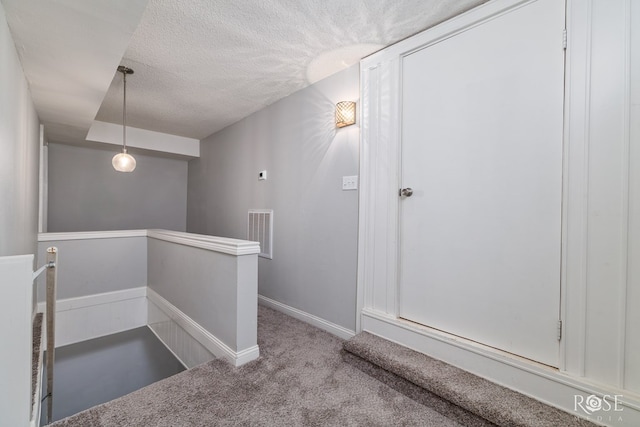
[1,0,149,144]
[94,0,486,141]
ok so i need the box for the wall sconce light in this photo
[336,101,356,128]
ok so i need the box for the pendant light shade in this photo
[112,149,136,172]
[113,65,136,172]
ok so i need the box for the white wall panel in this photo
[358,0,640,423]
[563,0,639,393]
[359,60,401,317]
[147,297,214,369]
[624,0,640,394]
[0,255,34,427]
[581,0,631,386]
[0,2,40,258]
[42,288,148,347]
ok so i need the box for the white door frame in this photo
[356,0,552,340]
[396,0,565,367]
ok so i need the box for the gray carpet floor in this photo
[51,306,464,426]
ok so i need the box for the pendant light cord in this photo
[112,65,136,172]
[122,70,127,152]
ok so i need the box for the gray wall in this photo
[148,237,257,352]
[37,236,147,301]
[187,65,359,331]
[0,3,40,257]
[48,143,188,232]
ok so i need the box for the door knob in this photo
[399,188,413,197]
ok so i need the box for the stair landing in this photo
[343,332,597,427]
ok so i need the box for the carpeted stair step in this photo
[343,332,596,427]
[342,349,496,427]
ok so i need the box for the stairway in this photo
[342,332,597,427]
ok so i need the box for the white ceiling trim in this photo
[87,121,199,158]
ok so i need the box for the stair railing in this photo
[32,246,57,424]
[44,247,57,424]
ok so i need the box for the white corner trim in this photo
[38,229,147,242]
[258,295,356,340]
[235,345,261,367]
[37,287,147,313]
[147,288,259,367]
[147,229,260,256]
[362,0,532,64]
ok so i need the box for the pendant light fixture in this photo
[112,65,136,172]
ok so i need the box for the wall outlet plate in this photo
[259,170,267,180]
[342,175,358,190]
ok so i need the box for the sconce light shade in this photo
[336,101,356,128]
[112,149,136,172]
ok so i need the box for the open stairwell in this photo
[33,307,604,426]
[342,332,598,427]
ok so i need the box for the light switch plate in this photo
[342,175,358,190]
[259,170,267,180]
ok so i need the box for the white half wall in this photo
[36,230,261,367]
[37,288,148,347]
[147,230,260,366]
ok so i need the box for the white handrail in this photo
[32,260,55,281]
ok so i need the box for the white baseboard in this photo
[147,288,259,367]
[258,295,356,340]
[37,287,148,347]
[36,286,147,313]
[362,309,640,427]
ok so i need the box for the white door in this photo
[399,0,565,367]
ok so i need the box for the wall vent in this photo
[248,209,273,259]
